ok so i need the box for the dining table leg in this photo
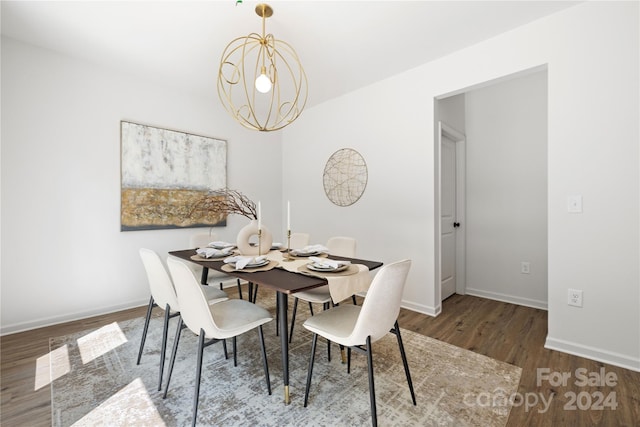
[277,291,290,404]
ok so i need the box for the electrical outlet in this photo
[521,262,530,274]
[568,289,583,307]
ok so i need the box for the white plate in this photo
[208,242,235,249]
[234,259,270,268]
[200,253,228,259]
[293,250,320,257]
[307,263,348,273]
[195,249,234,259]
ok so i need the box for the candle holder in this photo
[283,229,294,262]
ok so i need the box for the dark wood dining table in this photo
[168,248,383,405]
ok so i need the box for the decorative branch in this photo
[188,188,257,220]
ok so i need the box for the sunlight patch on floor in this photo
[68,378,166,426]
[34,344,70,391]
[77,322,128,364]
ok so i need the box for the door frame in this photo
[435,121,466,308]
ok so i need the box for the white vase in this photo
[236,219,273,256]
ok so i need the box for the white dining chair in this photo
[163,256,273,427]
[189,233,247,299]
[288,236,357,345]
[137,248,228,391]
[289,232,311,249]
[326,236,357,258]
[302,259,416,427]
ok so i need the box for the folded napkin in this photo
[308,256,350,269]
[196,247,233,258]
[223,255,268,270]
[292,244,329,255]
[207,241,234,248]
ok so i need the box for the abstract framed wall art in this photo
[120,121,227,231]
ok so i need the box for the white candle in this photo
[258,201,262,231]
[287,201,291,231]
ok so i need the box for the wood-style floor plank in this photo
[2,293,638,426]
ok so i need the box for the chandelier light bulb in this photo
[255,71,272,93]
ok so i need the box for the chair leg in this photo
[289,298,299,343]
[163,317,183,399]
[233,336,238,367]
[308,301,314,316]
[191,330,206,427]
[137,296,155,365]
[394,321,417,405]
[304,333,319,407]
[236,279,243,300]
[223,339,228,359]
[257,326,271,395]
[158,304,171,391]
[237,279,244,300]
[252,283,259,303]
[347,347,352,373]
[365,336,378,427]
[352,295,357,305]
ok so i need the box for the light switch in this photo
[567,195,583,213]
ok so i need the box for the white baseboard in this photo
[400,299,441,317]
[465,287,548,310]
[0,298,149,336]
[545,336,640,372]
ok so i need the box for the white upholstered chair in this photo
[288,236,358,345]
[289,232,311,249]
[189,233,247,298]
[163,257,273,427]
[326,236,357,258]
[302,259,416,427]
[137,248,228,391]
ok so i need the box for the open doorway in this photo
[435,66,548,311]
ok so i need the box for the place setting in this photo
[297,256,359,277]
[221,255,278,272]
[287,244,330,258]
[208,241,237,250]
[190,241,236,261]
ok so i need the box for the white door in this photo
[441,134,457,300]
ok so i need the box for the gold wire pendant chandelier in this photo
[218,3,308,132]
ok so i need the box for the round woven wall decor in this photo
[323,148,368,207]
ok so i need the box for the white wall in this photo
[2,1,638,372]
[465,71,548,309]
[282,2,639,370]
[1,37,283,334]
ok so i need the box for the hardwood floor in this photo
[2,293,638,426]
[398,295,640,427]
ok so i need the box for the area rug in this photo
[49,302,521,426]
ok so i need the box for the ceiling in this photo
[1,1,580,107]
